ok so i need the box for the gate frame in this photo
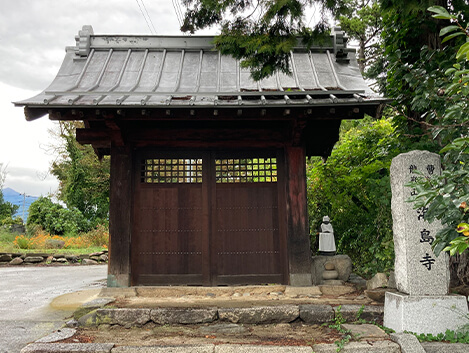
[108,142,312,287]
[128,148,290,286]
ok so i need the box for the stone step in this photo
[99,284,356,298]
[76,304,383,327]
[21,341,402,353]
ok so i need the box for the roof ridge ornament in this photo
[331,26,350,64]
[75,25,94,57]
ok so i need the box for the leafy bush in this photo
[13,233,100,249]
[408,8,469,257]
[14,235,30,249]
[1,216,23,226]
[307,117,402,277]
[27,197,91,236]
[82,223,109,248]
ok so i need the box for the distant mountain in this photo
[2,188,39,221]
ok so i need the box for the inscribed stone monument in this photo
[384,150,468,335]
[390,150,449,295]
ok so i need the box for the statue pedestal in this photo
[311,255,352,285]
[384,291,468,335]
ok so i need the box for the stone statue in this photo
[318,216,336,256]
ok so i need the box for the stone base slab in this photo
[384,291,469,335]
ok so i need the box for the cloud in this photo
[3,165,57,197]
[1,0,186,91]
[1,0,217,197]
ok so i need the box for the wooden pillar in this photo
[285,146,313,286]
[108,143,132,287]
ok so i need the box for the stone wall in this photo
[0,251,108,266]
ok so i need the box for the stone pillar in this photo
[390,150,449,295]
[384,150,468,335]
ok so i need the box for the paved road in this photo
[0,265,107,353]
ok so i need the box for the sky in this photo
[0,0,212,196]
[0,0,322,197]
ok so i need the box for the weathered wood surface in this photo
[108,143,133,287]
[285,146,313,285]
[130,150,288,286]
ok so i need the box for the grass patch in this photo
[0,226,108,255]
[0,247,107,255]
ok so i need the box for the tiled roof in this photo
[15,26,382,114]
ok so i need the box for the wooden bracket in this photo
[103,113,125,147]
[291,118,307,146]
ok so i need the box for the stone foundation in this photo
[311,255,352,285]
[384,291,469,335]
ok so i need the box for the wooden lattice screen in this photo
[141,158,203,184]
[215,158,277,183]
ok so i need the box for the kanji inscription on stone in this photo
[390,150,449,296]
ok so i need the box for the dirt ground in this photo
[64,322,345,347]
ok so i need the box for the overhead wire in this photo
[172,0,183,27]
[135,0,155,34]
[140,0,158,33]
[307,3,318,27]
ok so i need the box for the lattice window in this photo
[215,158,277,183]
[141,159,203,184]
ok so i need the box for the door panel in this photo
[131,151,286,286]
[132,156,206,285]
[212,155,284,285]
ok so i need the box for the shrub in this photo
[14,235,30,249]
[27,197,91,236]
[307,117,402,277]
[63,235,91,249]
[44,238,65,249]
[13,233,95,249]
[82,223,109,247]
[1,216,23,226]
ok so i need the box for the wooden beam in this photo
[285,146,312,286]
[24,107,48,121]
[44,104,371,122]
[291,117,307,146]
[104,114,125,147]
[108,143,133,287]
[76,128,111,148]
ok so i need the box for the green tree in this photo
[0,163,19,222]
[409,7,469,255]
[338,0,382,75]
[307,117,403,276]
[371,0,469,138]
[50,122,110,223]
[26,196,90,236]
[180,0,369,80]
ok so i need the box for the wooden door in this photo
[132,152,209,285]
[211,153,287,285]
[131,150,287,286]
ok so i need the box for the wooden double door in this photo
[131,150,288,286]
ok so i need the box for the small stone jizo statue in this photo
[318,216,336,256]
